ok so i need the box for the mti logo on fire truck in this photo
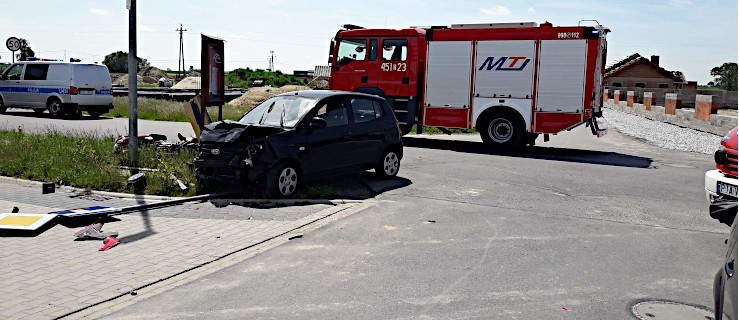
[478,56,531,71]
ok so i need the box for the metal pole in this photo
[127,0,139,166]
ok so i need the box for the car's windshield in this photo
[238,95,317,128]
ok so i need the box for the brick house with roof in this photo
[605,53,695,90]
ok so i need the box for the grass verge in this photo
[0,129,197,197]
[109,97,251,123]
[109,98,478,136]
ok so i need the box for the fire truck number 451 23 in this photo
[381,62,406,72]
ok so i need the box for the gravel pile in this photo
[602,108,723,154]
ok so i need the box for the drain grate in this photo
[632,300,714,320]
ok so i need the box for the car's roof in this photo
[13,61,104,66]
[275,90,383,100]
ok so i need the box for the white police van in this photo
[0,61,114,118]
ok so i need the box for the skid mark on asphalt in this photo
[420,215,501,316]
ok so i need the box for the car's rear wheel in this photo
[375,149,400,179]
[267,162,300,198]
[47,98,63,117]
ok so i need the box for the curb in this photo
[0,176,184,201]
[0,176,366,205]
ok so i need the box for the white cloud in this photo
[138,23,152,32]
[527,7,536,14]
[480,5,511,17]
[88,8,110,16]
[669,0,692,8]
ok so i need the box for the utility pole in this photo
[176,24,187,80]
[127,0,139,166]
[269,50,275,72]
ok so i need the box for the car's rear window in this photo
[239,96,317,128]
[72,65,111,86]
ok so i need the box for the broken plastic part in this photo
[99,236,119,251]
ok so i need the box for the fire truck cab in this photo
[329,21,609,147]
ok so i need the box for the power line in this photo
[176,24,187,79]
[269,51,275,72]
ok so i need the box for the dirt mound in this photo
[171,76,201,90]
[228,85,310,108]
[114,74,144,86]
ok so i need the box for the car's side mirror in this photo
[308,117,327,130]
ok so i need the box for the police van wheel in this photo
[478,111,525,148]
[47,98,63,117]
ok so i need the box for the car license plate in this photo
[79,89,94,95]
[717,181,738,198]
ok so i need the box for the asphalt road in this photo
[0,109,194,141]
[0,111,728,319]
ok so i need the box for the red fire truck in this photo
[328,21,609,147]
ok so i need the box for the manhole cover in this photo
[632,300,714,320]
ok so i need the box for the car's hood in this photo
[201,121,286,144]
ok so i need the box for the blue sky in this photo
[0,0,736,84]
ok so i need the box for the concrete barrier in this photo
[614,90,621,105]
[643,92,655,111]
[605,100,735,136]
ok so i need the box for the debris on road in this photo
[74,218,118,240]
[0,212,56,230]
[99,236,120,251]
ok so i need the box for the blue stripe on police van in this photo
[0,86,110,95]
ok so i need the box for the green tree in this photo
[710,62,738,91]
[102,51,150,73]
[15,38,35,61]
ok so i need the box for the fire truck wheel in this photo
[479,112,524,148]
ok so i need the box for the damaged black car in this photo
[195,90,403,197]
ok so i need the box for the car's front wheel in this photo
[267,162,300,198]
[376,149,400,179]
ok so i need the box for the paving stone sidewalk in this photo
[0,181,351,319]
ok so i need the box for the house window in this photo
[635,82,645,88]
[612,82,622,87]
[658,83,669,89]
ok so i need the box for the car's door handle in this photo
[726,259,735,278]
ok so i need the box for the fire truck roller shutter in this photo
[425,41,473,109]
[535,40,587,113]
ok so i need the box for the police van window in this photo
[369,39,378,61]
[24,64,49,80]
[382,39,408,61]
[3,64,23,80]
[315,99,348,127]
[350,98,379,123]
[337,39,367,65]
